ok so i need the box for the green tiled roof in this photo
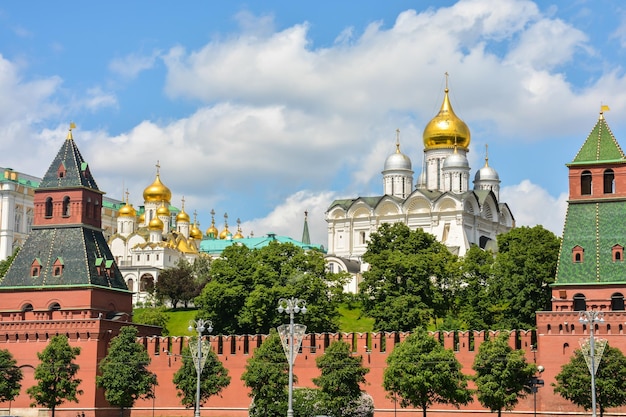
[556,201,626,284]
[199,233,325,256]
[569,116,626,165]
[40,136,100,190]
[0,226,127,290]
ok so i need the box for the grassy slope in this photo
[136,304,374,335]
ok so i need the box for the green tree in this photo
[27,335,83,417]
[173,340,230,408]
[241,331,288,417]
[195,242,343,334]
[0,247,19,278]
[132,306,170,335]
[0,349,23,403]
[383,328,471,417]
[472,333,537,417]
[360,223,457,331]
[156,258,199,308]
[553,344,626,417]
[488,226,560,329]
[96,326,157,417]
[313,340,370,417]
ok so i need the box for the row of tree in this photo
[4,324,626,417]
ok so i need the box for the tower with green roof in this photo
[551,109,626,312]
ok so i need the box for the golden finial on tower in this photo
[600,104,610,119]
[444,71,449,91]
[66,121,76,140]
[485,144,489,166]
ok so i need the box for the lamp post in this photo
[529,365,544,417]
[277,297,307,417]
[579,311,605,417]
[188,319,213,417]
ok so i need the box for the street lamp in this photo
[579,311,606,417]
[188,319,213,417]
[277,297,307,417]
[529,365,544,417]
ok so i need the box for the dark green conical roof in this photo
[40,129,100,190]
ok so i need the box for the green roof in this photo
[40,136,100,190]
[569,115,626,165]
[556,201,626,285]
[199,233,325,256]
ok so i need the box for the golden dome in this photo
[233,218,244,239]
[148,217,164,231]
[219,227,231,240]
[206,223,218,239]
[423,87,470,150]
[176,209,190,223]
[190,223,203,239]
[143,169,172,203]
[118,203,137,217]
[157,202,171,217]
[138,212,145,224]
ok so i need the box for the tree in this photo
[241,331,288,417]
[195,242,343,334]
[27,334,82,417]
[133,305,170,335]
[383,328,472,417]
[313,340,370,417]
[488,226,560,329]
[472,333,537,417]
[156,258,199,308]
[173,339,230,408]
[554,344,626,417]
[360,223,457,331]
[0,247,19,278]
[0,349,22,403]
[96,326,157,417]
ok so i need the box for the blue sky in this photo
[1,0,625,246]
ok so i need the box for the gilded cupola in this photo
[233,218,244,239]
[157,201,171,217]
[176,197,190,223]
[423,80,470,151]
[118,191,137,217]
[190,212,203,239]
[143,161,172,203]
[219,212,231,240]
[205,209,219,239]
[148,216,164,231]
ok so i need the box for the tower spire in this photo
[301,211,311,245]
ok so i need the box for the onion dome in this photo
[443,147,469,169]
[205,209,219,239]
[148,216,164,231]
[157,202,171,217]
[176,198,190,223]
[118,203,137,218]
[190,223,203,240]
[138,212,145,224]
[423,85,470,151]
[143,163,172,203]
[219,212,231,239]
[475,150,500,182]
[384,144,412,171]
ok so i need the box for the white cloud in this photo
[109,50,160,79]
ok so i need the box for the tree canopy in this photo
[383,328,472,417]
[195,242,344,334]
[472,333,537,417]
[241,331,289,417]
[554,344,626,417]
[27,335,82,417]
[156,258,202,308]
[0,349,22,403]
[360,223,457,331]
[96,326,157,413]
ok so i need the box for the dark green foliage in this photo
[96,326,157,413]
[241,331,289,417]
[488,226,560,329]
[195,242,343,334]
[313,341,370,417]
[156,258,201,308]
[360,223,457,331]
[472,333,537,417]
[383,328,472,417]
[0,349,22,402]
[172,339,230,408]
[132,305,170,335]
[27,335,83,417]
[0,247,19,278]
[554,344,626,417]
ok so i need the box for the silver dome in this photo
[384,151,412,171]
[475,165,499,181]
[443,152,469,169]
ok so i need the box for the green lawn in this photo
[135,303,374,335]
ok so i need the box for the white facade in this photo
[325,86,515,291]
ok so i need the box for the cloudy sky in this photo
[0,0,624,246]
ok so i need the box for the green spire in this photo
[301,211,311,245]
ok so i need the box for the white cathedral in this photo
[325,85,515,292]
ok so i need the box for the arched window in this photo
[613,245,624,262]
[49,302,61,311]
[45,197,53,218]
[86,198,92,219]
[581,170,592,195]
[126,278,134,292]
[573,293,587,311]
[22,304,33,312]
[612,292,625,311]
[62,196,71,217]
[604,169,615,194]
[572,245,584,263]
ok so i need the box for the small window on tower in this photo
[572,245,584,263]
[613,245,624,262]
[581,170,592,195]
[31,259,42,278]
